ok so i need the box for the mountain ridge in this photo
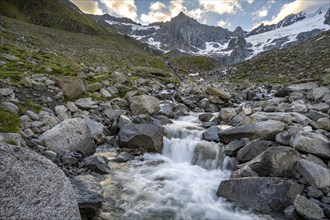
[90,7,330,65]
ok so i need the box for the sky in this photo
[70,0,330,31]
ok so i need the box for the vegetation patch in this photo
[0,108,20,133]
[18,102,42,115]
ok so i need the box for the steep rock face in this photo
[0,143,81,220]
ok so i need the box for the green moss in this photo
[18,102,42,115]
[5,140,17,145]
[0,108,20,133]
[172,55,218,73]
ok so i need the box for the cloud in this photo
[261,0,329,25]
[70,0,103,15]
[252,8,268,19]
[247,0,254,5]
[198,0,242,15]
[99,0,137,21]
[217,20,230,28]
[140,0,195,24]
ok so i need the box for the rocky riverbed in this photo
[0,67,330,219]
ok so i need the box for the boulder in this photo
[38,118,96,156]
[55,76,87,99]
[294,195,324,219]
[312,86,330,102]
[236,140,273,163]
[234,146,299,178]
[286,82,318,93]
[119,123,164,152]
[220,120,285,144]
[84,156,110,174]
[70,175,103,220]
[297,159,330,188]
[290,131,330,159]
[223,140,245,156]
[75,98,98,109]
[219,108,237,122]
[0,143,81,220]
[130,95,160,115]
[317,117,330,131]
[205,87,231,100]
[202,126,220,142]
[217,177,304,213]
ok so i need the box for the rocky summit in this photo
[0,1,330,220]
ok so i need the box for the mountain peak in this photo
[172,11,192,21]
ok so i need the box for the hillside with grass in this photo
[0,0,112,35]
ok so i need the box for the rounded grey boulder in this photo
[0,143,81,220]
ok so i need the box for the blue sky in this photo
[71,0,329,31]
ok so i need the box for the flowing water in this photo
[98,115,262,220]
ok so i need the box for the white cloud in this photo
[99,0,137,21]
[217,20,230,28]
[70,0,103,15]
[261,0,329,25]
[150,2,166,11]
[198,0,242,14]
[247,0,254,5]
[140,0,193,24]
[252,8,268,19]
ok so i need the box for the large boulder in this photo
[217,177,304,213]
[236,140,273,163]
[297,159,330,188]
[290,131,330,159]
[38,118,98,156]
[0,143,81,220]
[205,87,231,100]
[119,123,164,152]
[233,146,300,178]
[55,76,87,99]
[294,195,324,219]
[130,95,160,115]
[70,175,103,220]
[220,120,285,144]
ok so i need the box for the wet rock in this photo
[111,152,135,163]
[55,76,87,99]
[198,113,215,122]
[202,126,220,142]
[192,142,225,169]
[38,118,96,156]
[119,123,164,153]
[84,155,110,174]
[223,140,245,156]
[130,95,160,115]
[217,177,304,213]
[236,140,273,163]
[297,159,330,188]
[294,195,324,219]
[70,175,103,220]
[159,102,174,117]
[220,120,285,144]
[290,131,330,159]
[0,143,80,220]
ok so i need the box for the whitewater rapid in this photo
[98,115,263,220]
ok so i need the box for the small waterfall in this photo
[163,119,226,170]
[99,114,260,220]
